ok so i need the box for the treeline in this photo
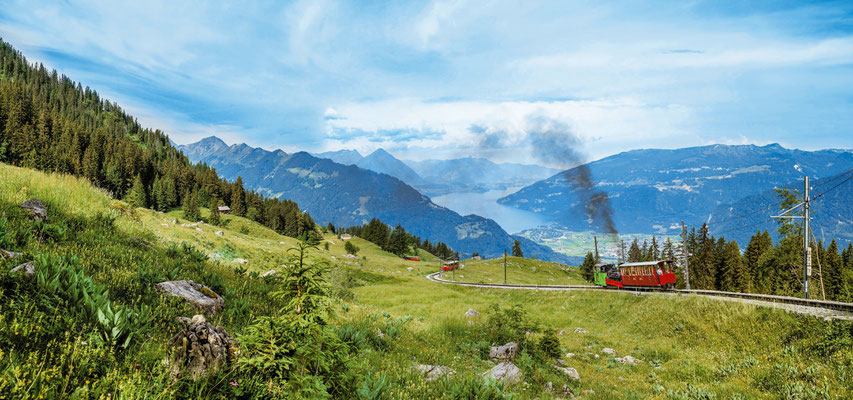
[0,39,315,238]
[335,217,456,259]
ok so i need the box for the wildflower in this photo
[229,380,238,387]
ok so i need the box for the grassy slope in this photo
[445,256,589,285]
[2,163,851,399]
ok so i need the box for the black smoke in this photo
[526,115,618,235]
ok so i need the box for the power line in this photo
[812,167,853,189]
[812,173,853,201]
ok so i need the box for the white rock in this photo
[215,231,224,236]
[233,258,248,265]
[574,327,589,334]
[490,342,519,360]
[482,362,522,384]
[555,366,580,381]
[161,223,170,227]
[565,353,576,358]
[465,309,480,318]
[407,267,413,271]
[414,364,455,382]
[602,348,617,356]
[261,270,277,278]
[616,356,642,365]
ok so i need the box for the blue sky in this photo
[1,0,852,167]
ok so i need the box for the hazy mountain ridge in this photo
[500,143,853,236]
[181,137,573,263]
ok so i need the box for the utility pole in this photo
[803,176,811,299]
[504,248,507,284]
[681,221,691,290]
[594,236,600,263]
[620,239,626,264]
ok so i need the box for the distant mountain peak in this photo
[197,136,227,147]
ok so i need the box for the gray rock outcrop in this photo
[414,364,455,382]
[10,261,34,277]
[154,280,224,315]
[20,199,47,220]
[483,362,523,384]
[555,366,580,381]
[167,315,236,379]
[490,342,519,360]
[0,250,21,259]
[602,348,617,356]
[616,356,642,365]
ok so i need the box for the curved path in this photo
[426,272,853,320]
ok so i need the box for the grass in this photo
[1,163,852,399]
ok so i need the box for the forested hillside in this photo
[0,39,315,238]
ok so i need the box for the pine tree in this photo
[824,240,841,299]
[208,197,221,226]
[648,237,660,261]
[126,174,147,208]
[580,251,596,282]
[344,241,359,255]
[183,189,200,222]
[231,177,246,217]
[628,239,642,262]
[387,224,409,256]
[511,239,523,258]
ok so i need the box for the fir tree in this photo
[126,174,147,208]
[580,251,596,282]
[208,197,221,226]
[183,189,200,222]
[628,239,642,262]
[231,177,246,217]
[511,239,523,258]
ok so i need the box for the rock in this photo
[414,364,455,382]
[20,199,47,220]
[167,314,236,379]
[574,327,589,334]
[154,280,224,315]
[343,254,358,259]
[556,358,566,365]
[490,342,519,361]
[556,329,565,335]
[556,366,580,381]
[616,356,643,365]
[195,227,203,233]
[565,353,576,358]
[465,309,480,318]
[215,231,224,236]
[279,241,287,245]
[0,249,21,259]
[602,348,616,356]
[376,328,385,339]
[583,389,595,396]
[261,270,277,278]
[407,267,413,271]
[161,223,170,227]
[10,261,34,277]
[483,362,523,384]
[233,258,248,265]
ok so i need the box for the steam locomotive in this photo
[593,260,677,289]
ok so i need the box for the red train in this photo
[595,260,677,289]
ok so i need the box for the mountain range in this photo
[314,149,557,196]
[181,137,575,263]
[500,143,853,243]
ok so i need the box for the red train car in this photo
[607,260,676,289]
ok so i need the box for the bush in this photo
[345,241,359,255]
[538,329,561,359]
[485,303,539,346]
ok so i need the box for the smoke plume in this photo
[526,115,618,235]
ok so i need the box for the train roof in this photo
[619,260,673,267]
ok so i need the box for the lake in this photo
[431,187,549,234]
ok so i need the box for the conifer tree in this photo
[628,239,642,262]
[127,174,147,208]
[208,197,221,226]
[183,189,200,222]
[580,251,596,282]
[231,177,246,217]
[511,239,523,258]
[824,240,841,299]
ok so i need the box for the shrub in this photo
[484,303,539,346]
[538,329,561,359]
[345,241,359,255]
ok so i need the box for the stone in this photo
[582,389,595,396]
[565,353,576,358]
[574,327,589,334]
[167,314,236,379]
[414,364,455,382]
[261,270,277,278]
[490,342,519,361]
[215,231,224,236]
[602,348,617,356]
[407,267,413,271]
[20,199,47,220]
[556,366,580,381]
[616,356,642,365]
[161,223,170,227]
[344,254,358,259]
[154,280,224,315]
[233,258,248,265]
[465,309,480,318]
[195,227,203,233]
[0,249,21,259]
[10,261,35,277]
[556,329,565,335]
[483,362,523,384]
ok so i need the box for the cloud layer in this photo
[2,0,852,163]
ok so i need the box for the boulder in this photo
[261,270,277,278]
[154,280,224,315]
[0,249,21,259]
[483,362,523,384]
[555,366,580,381]
[10,261,35,277]
[602,348,616,356]
[490,342,519,361]
[20,199,47,220]
[565,353,576,358]
[414,364,455,382]
[616,356,642,365]
[215,231,224,236]
[574,327,589,334]
[167,314,236,379]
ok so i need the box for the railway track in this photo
[426,272,853,316]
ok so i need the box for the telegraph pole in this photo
[803,176,811,299]
[681,221,691,290]
[504,248,507,284]
[594,236,600,263]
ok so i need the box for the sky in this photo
[1,0,852,168]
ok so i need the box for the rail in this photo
[426,272,853,313]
